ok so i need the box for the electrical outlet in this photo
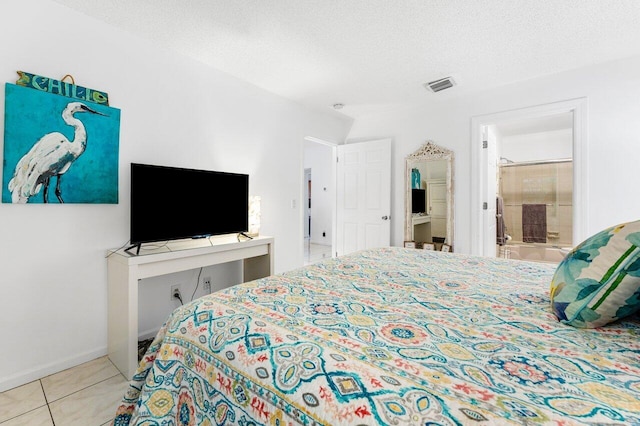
[170,284,181,302]
[203,276,211,292]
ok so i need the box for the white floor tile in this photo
[0,381,46,423]
[41,356,120,403]
[49,375,127,426]
[304,241,332,265]
[0,406,53,426]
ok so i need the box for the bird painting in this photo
[8,101,107,203]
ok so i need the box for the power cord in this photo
[105,240,132,258]
[173,287,183,305]
[191,268,203,301]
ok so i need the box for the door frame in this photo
[303,136,337,258]
[470,98,588,256]
[304,168,311,239]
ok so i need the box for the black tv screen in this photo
[130,163,248,246]
[412,188,426,213]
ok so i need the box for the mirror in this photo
[404,141,454,250]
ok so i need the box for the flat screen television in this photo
[412,188,426,214]
[129,163,249,252]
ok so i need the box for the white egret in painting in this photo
[8,102,106,203]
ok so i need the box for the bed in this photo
[113,247,640,425]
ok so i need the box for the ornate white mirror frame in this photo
[404,141,454,248]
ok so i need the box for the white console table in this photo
[411,214,432,243]
[107,235,274,378]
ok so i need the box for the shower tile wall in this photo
[499,161,573,246]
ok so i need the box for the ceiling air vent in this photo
[424,77,456,93]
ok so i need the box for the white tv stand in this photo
[107,235,274,378]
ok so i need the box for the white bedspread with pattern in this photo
[114,247,640,425]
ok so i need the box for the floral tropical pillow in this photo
[550,220,640,328]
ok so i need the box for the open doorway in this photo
[303,137,335,265]
[470,98,588,258]
[491,113,574,263]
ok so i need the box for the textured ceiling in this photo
[52,0,640,118]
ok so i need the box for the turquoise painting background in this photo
[2,83,120,203]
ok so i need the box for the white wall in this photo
[501,128,573,162]
[303,141,333,246]
[0,0,351,392]
[348,55,640,253]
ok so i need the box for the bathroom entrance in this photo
[470,98,588,260]
[490,115,573,263]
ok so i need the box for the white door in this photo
[427,180,447,238]
[336,139,391,256]
[483,125,497,257]
[304,168,311,238]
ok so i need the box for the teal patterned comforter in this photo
[114,247,640,425]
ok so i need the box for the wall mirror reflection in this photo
[404,141,454,250]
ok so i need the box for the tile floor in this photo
[1,243,332,425]
[0,356,126,426]
[304,239,332,265]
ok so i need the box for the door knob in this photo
[382,215,389,220]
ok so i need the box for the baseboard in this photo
[1,333,161,392]
[0,346,107,393]
[138,328,160,342]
